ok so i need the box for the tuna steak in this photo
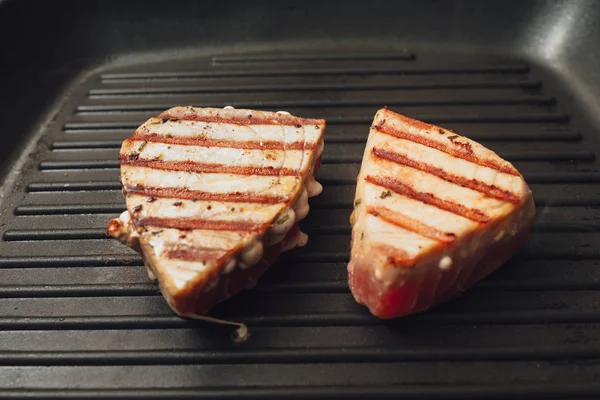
[348,107,535,319]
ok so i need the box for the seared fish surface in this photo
[348,108,535,319]
[108,106,325,318]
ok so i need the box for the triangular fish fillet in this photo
[348,108,535,319]
[108,106,325,321]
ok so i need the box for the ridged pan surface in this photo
[1,50,600,398]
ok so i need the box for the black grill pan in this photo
[2,0,600,398]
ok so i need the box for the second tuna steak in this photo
[348,107,535,319]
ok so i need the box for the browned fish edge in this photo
[159,106,326,127]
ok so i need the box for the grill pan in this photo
[2,0,600,398]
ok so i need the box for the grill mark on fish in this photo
[162,247,225,262]
[159,109,325,127]
[137,216,262,231]
[124,185,289,204]
[367,205,456,244]
[120,157,300,176]
[374,123,519,176]
[365,175,491,223]
[130,133,315,150]
[372,147,521,204]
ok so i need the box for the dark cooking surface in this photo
[2,1,600,398]
[2,49,600,398]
